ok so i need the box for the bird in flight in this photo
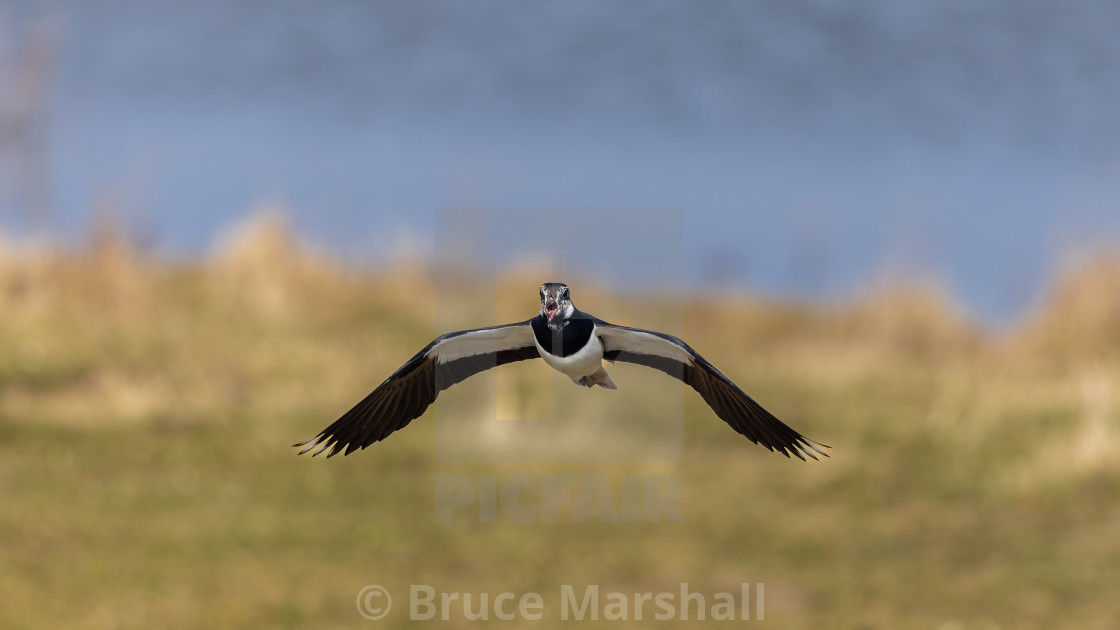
[296,283,827,460]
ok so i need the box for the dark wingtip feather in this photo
[805,439,831,458]
[785,437,830,461]
[296,436,327,455]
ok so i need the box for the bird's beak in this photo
[545,300,558,321]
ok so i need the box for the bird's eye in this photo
[562,289,569,299]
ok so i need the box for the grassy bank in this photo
[1,217,1117,628]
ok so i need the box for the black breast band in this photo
[531,314,595,357]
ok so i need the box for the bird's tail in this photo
[587,366,618,390]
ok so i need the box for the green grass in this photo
[1,232,1118,628]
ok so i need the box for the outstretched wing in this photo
[296,320,539,457]
[595,320,828,460]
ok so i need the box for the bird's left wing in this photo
[296,320,539,457]
[595,319,828,460]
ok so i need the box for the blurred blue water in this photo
[4,0,1120,323]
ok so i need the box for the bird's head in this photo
[539,282,574,323]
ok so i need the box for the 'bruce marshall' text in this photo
[408,583,765,621]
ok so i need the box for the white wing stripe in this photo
[598,327,694,363]
[431,325,536,363]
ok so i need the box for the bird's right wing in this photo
[595,320,827,460]
[296,320,539,457]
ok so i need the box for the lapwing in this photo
[296,283,827,460]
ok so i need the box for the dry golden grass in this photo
[1,215,1117,629]
[1013,253,1120,362]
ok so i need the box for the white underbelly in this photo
[534,328,604,378]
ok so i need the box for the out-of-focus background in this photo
[1,2,1118,628]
